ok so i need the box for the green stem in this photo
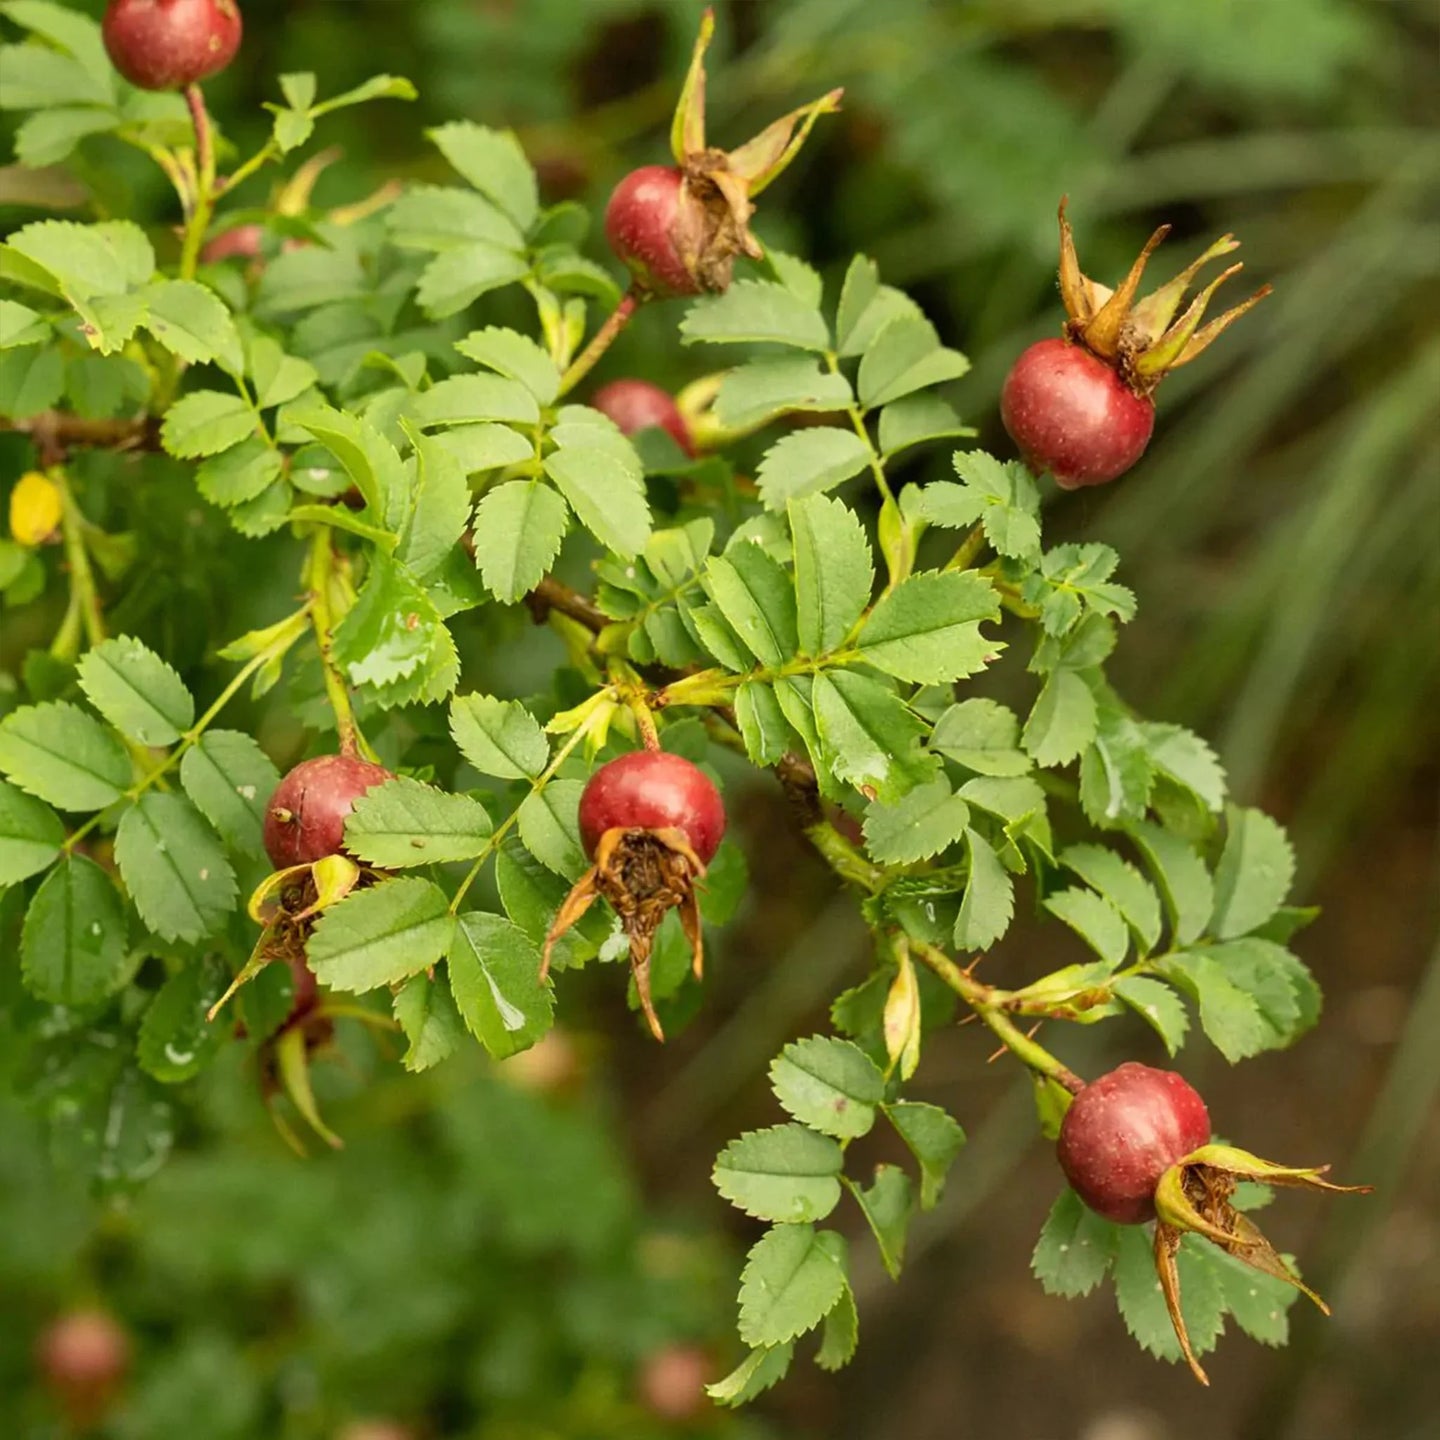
[178,84,216,280]
[557,288,642,396]
[217,140,279,199]
[448,717,603,915]
[945,523,987,571]
[62,610,308,854]
[305,529,366,760]
[917,942,1085,1094]
[52,469,105,655]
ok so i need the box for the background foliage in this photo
[2,2,1436,1438]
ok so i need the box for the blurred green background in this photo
[2,1,1437,1437]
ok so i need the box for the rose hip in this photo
[102,0,243,92]
[1056,1061,1210,1223]
[1001,338,1156,489]
[578,750,725,864]
[263,754,395,870]
[592,379,695,455]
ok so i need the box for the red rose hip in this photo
[36,1309,130,1423]
[1057,1061,1211,1223]
[1001,338,1155,489]
[547,750,726,1041]
[578,750,725,864]
[592,379,695,456]
[263,754,395,870]
[102,0,243,91]
[605,165,700,297]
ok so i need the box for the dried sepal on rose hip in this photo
[1001,199,1271,489]
[1151,1143,1370,1384]
[1056,1061,1369,1385]
[604,8,842,296]
[542,749,726,1041]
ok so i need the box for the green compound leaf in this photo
[455,325,561,404]
[20,854,131,1005]
[857,570,1000,683]
[427,121,539,232]
[1031,1187,1120,1298]
[114,792,237,943]
[178,730,280,858]
[196,437,284,508]
[863,778,970,865]
[393,972,466,1073]
[954,827,1013,952]
[1022,668,1098,768]
[917,450,1041,559]
[516,778,586,880]
[160,390,257,459]
[1157,951,1271,1062]
[704,543,799,668]
[1062,843,1163,954]
[768,1034,886,1140]
[857,315,969,407]
[885,1101,966,1210]
[76,636,194,747]
[848,1163,915,1279]
[815,1285,860,1372]
[450,694,548,779]
[1127,820,1214,948]
[543,431,650,559]
[706,1344,794,1407]
[471,480,569,604]
[681,280,830,351]
[733,681,796,767]
[757,428,871,510]
[447,910,553,1060]
[877,393,975,458]
[929,697,1032,777]
[1043,886,1130,969]
[0,778,65,886]
[137,955,231,1084]
[715,356,853,430]
[141,279,243,372]
[790,492,873,658]
[737,1224,850,1349]
[307,877,455,993]
[1210,806,1296,940]
[0,700,131,811]
[344,776,492,868]
[811,669,934,805]
[1113,976,1191,1056]
[713,1124,845,1224]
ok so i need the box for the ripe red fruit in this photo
[102,0,243,91]
[578,750,725,865]
[1001,338,1156,489]
[604,165,700,297]
[592,379,695,456]
[262,754,394,870]
[546,750,726,1041]
[36,1309,130,1422]
[1056,1061,1211,1224]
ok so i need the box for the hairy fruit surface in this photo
[263,754,394,870]
[102,0,243,91]
[1001,338,1156,488]
[1056,1061,1210,1223]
